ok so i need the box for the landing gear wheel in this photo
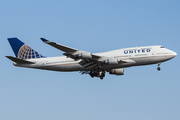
[157,67,161,71]
[90,74,94,78]
[100,71,105,80]
[157,63,161,71]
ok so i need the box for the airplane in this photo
[6,38,177,80]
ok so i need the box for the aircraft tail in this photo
[8,38,44,59]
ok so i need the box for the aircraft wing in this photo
[41,38,136,70]
[41,38,101,60]
[41,38,78,53]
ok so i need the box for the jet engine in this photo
[109,68,124,75]
[78,52,92,59]
[104,58,119,64]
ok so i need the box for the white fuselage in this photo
[14,46,177,72]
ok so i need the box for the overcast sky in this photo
[0,0,180,120]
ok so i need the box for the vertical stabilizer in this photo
[8,38,44,59]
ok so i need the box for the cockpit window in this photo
[160,46,165,48]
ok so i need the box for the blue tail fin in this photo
[8,38,44,59]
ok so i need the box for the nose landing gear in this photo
[157,63,161,71]
[157,67,161,71]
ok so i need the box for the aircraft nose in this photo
[165,50,177,60]
[172,51,177,57]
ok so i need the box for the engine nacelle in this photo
[104,58,118,64]
[78,52,92,59]
[109,69,124,75]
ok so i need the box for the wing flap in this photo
[6,56,35,64]
[78,59,98,70]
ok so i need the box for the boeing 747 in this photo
[6,38,177,79]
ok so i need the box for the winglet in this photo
[40,38,50,43]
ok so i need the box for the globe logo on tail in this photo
[18,44,44,59]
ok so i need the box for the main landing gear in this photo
[89,69,105,80]
[157,63,161,71]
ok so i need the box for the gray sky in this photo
[0,0,180,120]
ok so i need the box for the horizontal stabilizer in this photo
[6,56,35,64]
